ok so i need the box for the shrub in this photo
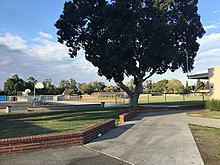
[206,99,220,111]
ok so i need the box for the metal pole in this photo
[185,50,189,77]
[202,92,205,103]
[34,83,36,107]
[165,93,167,104]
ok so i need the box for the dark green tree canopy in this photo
[55,0,205,107]
[4,75,26,95]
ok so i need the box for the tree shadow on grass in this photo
[0,108,126,139]
[0,119,58,139]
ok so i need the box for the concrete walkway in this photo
[187,116,220,128]
[87,111,204,165]
[0,146,129,165]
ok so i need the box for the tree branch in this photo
[143,69,156,81]
[116,81,133,96]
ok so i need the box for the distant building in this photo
[188,67,220,100]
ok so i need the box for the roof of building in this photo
[187,73,209,79]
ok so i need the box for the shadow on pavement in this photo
[89,124,135,143]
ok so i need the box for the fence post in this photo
[164,93,167,104]
[202,92,205,103]
[148,94,149,103]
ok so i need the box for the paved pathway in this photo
[87,111,204,165]
[0,146,129,165]
[187,116,220,128]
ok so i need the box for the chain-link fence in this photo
[0,92,209,105]
[80,92,210,104]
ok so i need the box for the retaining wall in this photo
[0,119,115,154]
[119,104,204,123]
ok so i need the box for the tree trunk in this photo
[116,80,143,108]
[129,93,139,107]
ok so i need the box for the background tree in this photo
[183,80,191,93]
[4,75,26,95]
[80,81,106,94]
[143,79,153,94]
[56,0,205,107]
[26,76,37,93]
[58,78,78,93]
[0,89,4,95]
[166,79,184,94]
[126,79,135,92]
[204,81,209,90]
[43,79,52,88]
[153,79,168,93]
[104,85,121,92]
[195,79,205,91]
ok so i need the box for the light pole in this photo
[184,49,189,77]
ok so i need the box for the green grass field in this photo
[0,107,125,139]
[0,94,209,139]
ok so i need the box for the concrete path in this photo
[87,111,204,165]
[0,146,129,165]
[187,116,220,128]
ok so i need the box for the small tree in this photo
[55,0,205,107]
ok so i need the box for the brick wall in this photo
[0,119,115,154]
[119,104,204,123]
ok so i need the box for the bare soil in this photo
[189,124,220,165]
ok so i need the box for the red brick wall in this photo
[119,104,204,123]
[0,119,115,154]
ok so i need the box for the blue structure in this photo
[0,95,7,102]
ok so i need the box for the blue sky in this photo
[0,0,220,90]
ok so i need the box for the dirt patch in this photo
[189,124,220,165]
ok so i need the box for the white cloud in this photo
[0,33,27,50]
[27,42,69,61]
[197,33,220,53]
[199,48,220,57]
[0,32,109,89]
[192,32,220,74]
[0,32,69,61]
[204,24,218,30]
[39,31,53,39]
[213,10,220,14]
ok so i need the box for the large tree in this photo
[166,79,184,93]
[4,75,26,95]
[55,0,205,107]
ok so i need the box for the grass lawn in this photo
[0,107,126,139]
[189,124,220,165]
[187,110,220,119]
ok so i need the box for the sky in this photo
[0,0,220,90]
